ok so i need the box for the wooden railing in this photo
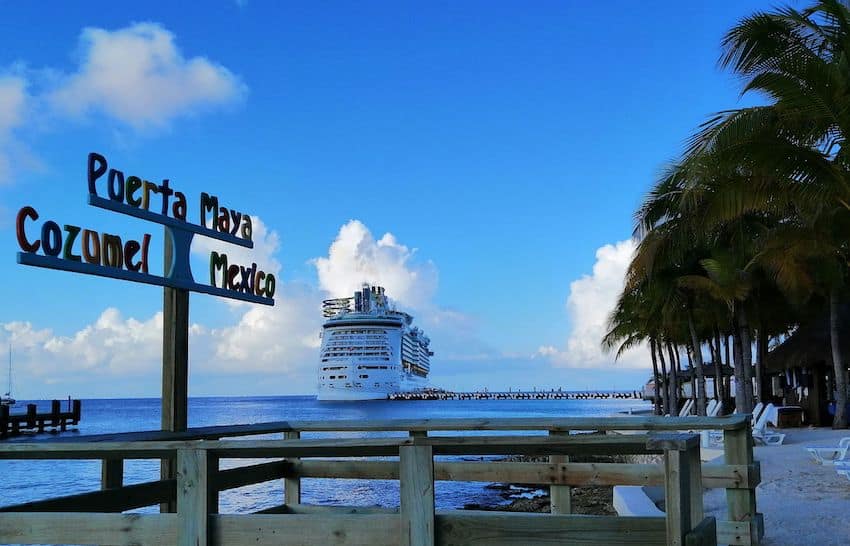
[0,416,761,545]
[0,433,716,546]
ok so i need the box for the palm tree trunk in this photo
[756,328,768,404]
[738,307,755,413]
[714,327,725,408]
[650,338,661,416]
[657,341,670,415]
[732,314,746,413]
[667,342,679,414]
[688,311,707,415]
[830,287,848,429]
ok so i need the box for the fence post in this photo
[724,419,760,545]
[284,430,301,506]
[649,433,705,546]
[100,458,124,491]
[177,448,208,546]
[400,442,435,546]
[549,429,571,514]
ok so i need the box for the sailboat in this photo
[1,345,15,406]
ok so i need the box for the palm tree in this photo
[685,0,850,427]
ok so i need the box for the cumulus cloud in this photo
[1,219,485,396]
[49,23,246,129]
[314,220,438,309]
[538,238,649,369]
[0,23,246,185]
[3,308,172,383]
[0,75,29,183]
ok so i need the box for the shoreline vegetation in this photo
[603,0,850,429]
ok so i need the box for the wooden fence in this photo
[0,416,761,545]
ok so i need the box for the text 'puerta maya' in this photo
[14,152,275,305]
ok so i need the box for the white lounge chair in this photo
[678,399,694,417]
[805,437,850,465]
[705,399,718,417]
[752,403,785,446]
[708,399,723,417]
[751,402,764,423]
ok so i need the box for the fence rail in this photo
[0,416,759,545]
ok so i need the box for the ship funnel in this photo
[362,287,371,312]
[354,291,362,312]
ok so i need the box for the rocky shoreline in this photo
[462,452,662,516]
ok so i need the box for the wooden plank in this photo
[687,445,704,531]
[0,513,177,545]
[36,415,751,444]
[162,234,189,435]
[291,460,757,490]
[101,458,124,491]
[0,438,410,459]
[273,503,398,515]
[284,431,301,505]
[208,435,654,458]
[548,430,570,514]
[0,479,175,513]
[646,432,701,452]
[208,454,220,515]
[686,517,717,546]
[400,444,435,546]
[211,514,400,546]
[664,449,692,546]
[724,426,759,545]
[177,448,208,546]
[213,460,289,491]
[717,520,755,546]
[435,511,666,545]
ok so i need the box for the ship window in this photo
[360,374,369,379]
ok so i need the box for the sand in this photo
[703,427,850,546]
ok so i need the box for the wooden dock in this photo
[388,389,642,400]
[0,415,765,545]
[0,400,81,438]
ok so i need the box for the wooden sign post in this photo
[14,152,276,511]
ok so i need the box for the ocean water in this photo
[0,396,650,512]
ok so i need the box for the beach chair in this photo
[705,399,718,417]
[805,437,850,465]
[752,403,785,446]
[678,399,694,417]
[751,402,764,423]
[708,399,723,417]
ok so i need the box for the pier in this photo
[0,400,82,438]
[388,389,642,401]
[0,415,765,545]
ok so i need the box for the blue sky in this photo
[0,1,780,398]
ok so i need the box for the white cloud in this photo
[0,22,246,185]
[3,308,169,383]
[539,238,649,369]
[0,75,28,183]
[1,219,488,397]
[49,23,246,130]
[314,220,438,309]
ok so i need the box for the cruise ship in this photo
[317,285,433,401]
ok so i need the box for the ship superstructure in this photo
[317,285,433,401]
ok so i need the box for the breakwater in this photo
[388,390,641,401]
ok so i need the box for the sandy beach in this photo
[703,427,850,546]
